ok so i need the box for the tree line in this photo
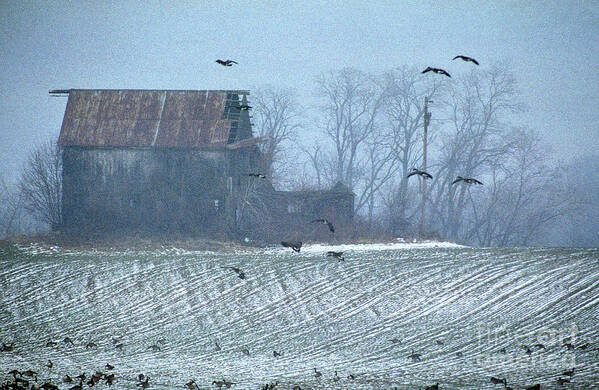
[253,63,597,246]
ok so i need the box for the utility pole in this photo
[420,96,432,237]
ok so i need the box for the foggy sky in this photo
[1,0,598,180]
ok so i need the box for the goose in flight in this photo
[451,176,483,185]
[216,59,237,66]
[234,104,252,111]
[248,173,266,179]
[312,218,335,233]
[407,168,433,180]
[452,55,479,65]
[221,266,246,280]
[421,67,451,77]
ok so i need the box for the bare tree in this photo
[314,68,386,190]
[428,63,523,240]
[558,154,599,247]
[381,66,444,228]
[353,130,398,227]
[19,139,63,230]
[0,174,27,238]
[252,86,302,183]
[462,128,572,246]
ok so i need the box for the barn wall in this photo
[62,147,230,233]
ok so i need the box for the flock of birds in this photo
[407,169,483,186]
[2,334,589,389]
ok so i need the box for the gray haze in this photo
[1,0,598,177]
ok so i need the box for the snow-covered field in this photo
[1,244,598,389]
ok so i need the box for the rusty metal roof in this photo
[57,89,251,148]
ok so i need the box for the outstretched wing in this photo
[440,70,451,78]
[421,67,432,74]
[451,177,462,185]
[326,221,335,233]
[472,178,483,185]
[407,171,418,178]
[423,172,433,179]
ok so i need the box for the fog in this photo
[1,1,598,245]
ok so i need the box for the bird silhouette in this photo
[409,349,422,362]
[248,173,266,179]
[524,385,540,390]
[407,168,433,180]
[312,218,335,232]
[422,67,451,77]
[327,251,344,261]
[453,55,479,65]
[281,241,302,252]
[215,59,237,66]
[185,379,199,390]
[452,176,483,185]
[221,266,246,279]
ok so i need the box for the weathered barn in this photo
[56,89,353,238]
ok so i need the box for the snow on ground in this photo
[268,240,465,254]
[9,239,464,257]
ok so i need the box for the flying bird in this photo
[327,251,344,261]
[407,168,433,180]
[234,104,252,111]
[221,266,246,280]
[248,173,266,179]
[215,59,237,66]
[312,218,335,233]
[281,241,302,252]
[451,176,483,185]
[421,67,451,77]
[452,55,479,65]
